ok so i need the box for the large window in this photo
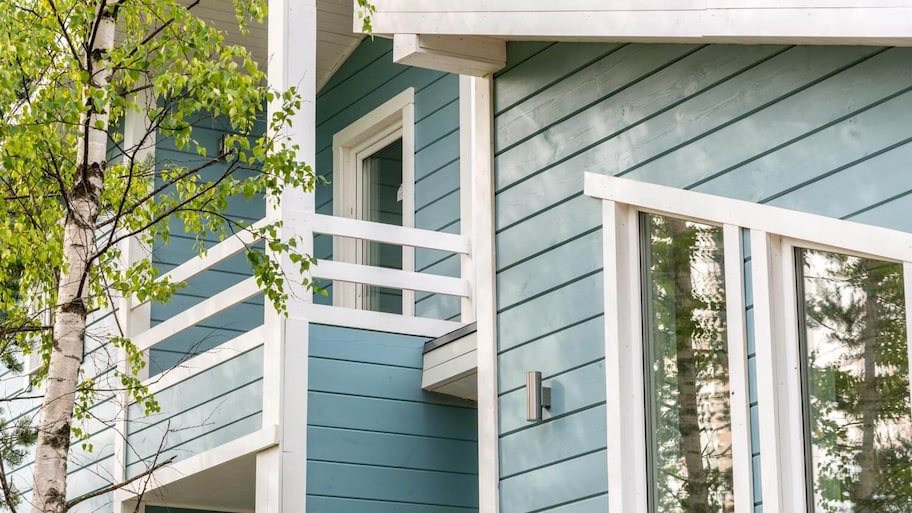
[586,172,912,513]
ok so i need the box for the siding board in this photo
[495,42,912,512]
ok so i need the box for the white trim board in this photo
[584,173,912,263]
[366,1,912,46]
[113,425,279,502]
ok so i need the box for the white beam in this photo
[393,34,506,76]
[468,75,500,513]
[368,1,912,46]
[264,0,316,511]
[584,173,912,263]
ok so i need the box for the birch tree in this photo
[0,1,320,512]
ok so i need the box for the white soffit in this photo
[192,0,363,92]
[367,0,912,47]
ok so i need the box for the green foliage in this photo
[0,0,320,506]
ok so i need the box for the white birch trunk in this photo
[31,5,118,513]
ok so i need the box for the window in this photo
[332,89,415,314]
[797,249,912,512]
[585,172,912,513]
[641,214,734,513]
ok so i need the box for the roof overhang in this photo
[195,0,364,92]
[422,322,478,401]
[366,0,912,53]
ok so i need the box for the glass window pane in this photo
[642,213,734,513]
[361,139,403,314]
[798,249,912,512]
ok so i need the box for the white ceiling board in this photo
[188,0,364,92]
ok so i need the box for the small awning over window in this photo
[421,322,477,401]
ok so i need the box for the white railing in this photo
[131,212,472,369]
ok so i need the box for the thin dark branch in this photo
[64,455,175,511]
[47,0,84,70]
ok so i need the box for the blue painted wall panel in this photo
[494,42,912,512]
[307,324,477,512]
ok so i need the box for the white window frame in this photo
[332,88,416,314]
[584,172,912,513]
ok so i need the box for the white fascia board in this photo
[367,1,912,46]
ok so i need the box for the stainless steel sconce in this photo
[526,371,552,422]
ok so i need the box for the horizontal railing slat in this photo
[309,213,470,254]
[311,260,470,297]
[133,277,262,352]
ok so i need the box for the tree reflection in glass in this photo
[642,214,734,513]
[799,249,912,513]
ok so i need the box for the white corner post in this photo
[112,88,155,513]
[459,77,476,323]
[466,74,499,513]
[260,0,316,512]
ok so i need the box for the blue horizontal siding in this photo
[307,324,477,512]
[150,115,266,375]
[494,42,912,512]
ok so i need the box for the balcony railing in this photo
[121,212,472,484]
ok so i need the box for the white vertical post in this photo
[112,89,155,513]
[401,102,416,316]
[904,262,912,420]
[261,0,316,511]
[750,231,807,513]
[722,224,753,512]
[603,200,648,513]
[470,74,498,513]
[459,76,476,323]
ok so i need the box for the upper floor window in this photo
[332,89,415,314]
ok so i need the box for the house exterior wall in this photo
[493,41,912,512]
[306,324,478,511]
[314,37,462,321]
[150,117,268,374]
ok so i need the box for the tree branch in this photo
[64,455,175,511]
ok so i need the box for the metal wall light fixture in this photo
[526,371,552,422]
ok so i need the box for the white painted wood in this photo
[585,173,912,263]
[367,0,912,46]
[151,218,269,291]
[401,101,416,316]
[905,262,912,416]
[722,224,754,513]
[459,76,475,323]
[142,327,265,395]
[469,75,500,513]
[266,1,316,512]
[426,370,477,401]
[749,230,786,513]
[113,91,158,510]
[776,239,809,513]
[114,425,279,500]
[256,446,280,513]
[309,213,470,253]
[423,331,478,368]
[132,277,261,352]
[312,259,470,297]
[602,200,648,513]
[303,303,462,337]
[422,350,477,392]
[393,34,506,76]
